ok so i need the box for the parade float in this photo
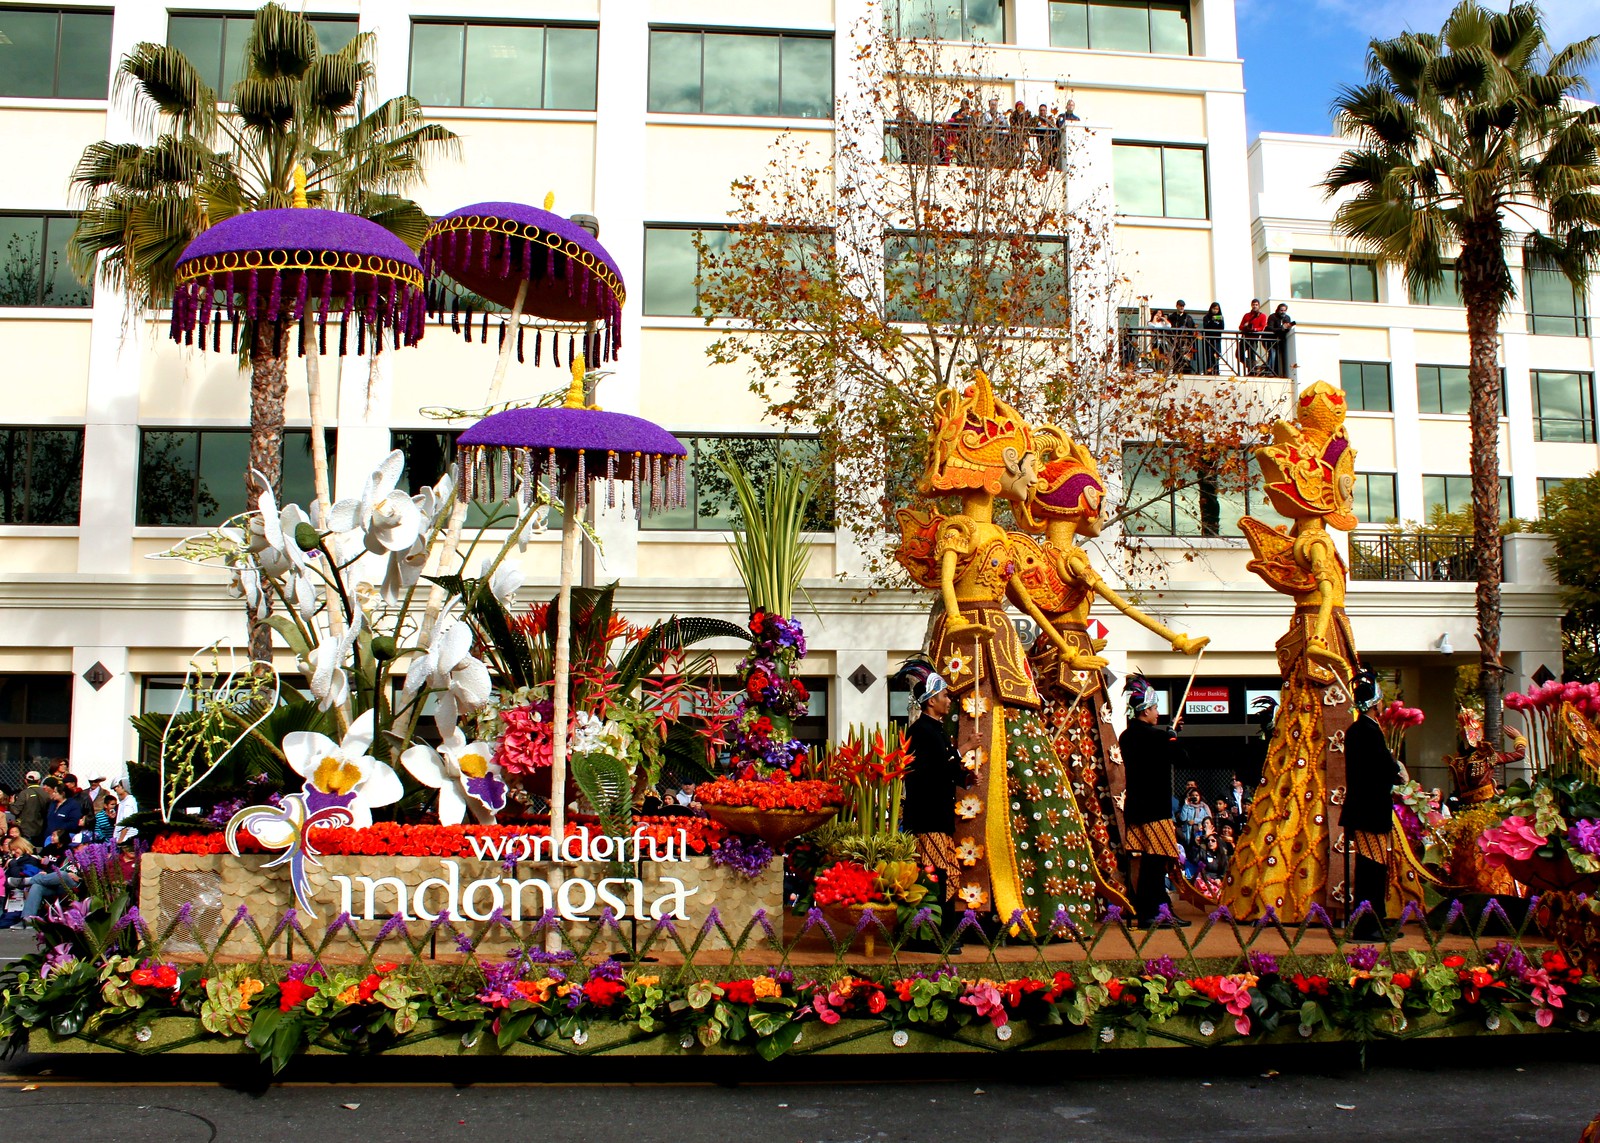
[3,203,1597,1067]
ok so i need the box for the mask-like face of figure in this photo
[998,448,1038,503]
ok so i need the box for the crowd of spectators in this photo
[1169,773,1250,896]
[889,95,1082,170]
[0,759,137,927]
[1125,299,1296,377]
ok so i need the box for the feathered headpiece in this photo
[893,657,948,723]
[1125,673,1160,716]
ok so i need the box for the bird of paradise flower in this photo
[226,793,354,918]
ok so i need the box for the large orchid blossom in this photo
[400,603,492,733]
[322,452,453,602]
[308,610,363,712]
[282,711,402,828]
[401,727,507,825]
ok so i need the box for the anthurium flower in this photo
[401,728,508,825]
[1478,815,1548,865]
[283,711,402,827]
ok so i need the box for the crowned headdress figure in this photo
[895,372,1117,933]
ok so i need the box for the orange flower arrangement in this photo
[694,777,845,812]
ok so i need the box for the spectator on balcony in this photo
[1238,299,1268,374]
[1147,309,1172,370]
[1008,100,1033,167]
[1059,99,1080,122]
[1035,103,1061,167]
[1169,300,1197,372]
[941,98,974,165]
[1266,302,1295,375]
[1200,302,1225,374]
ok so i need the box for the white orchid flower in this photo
[282,710,402,828]
[400,727,507,825]
[355,451,423,556]
[480,556,523,607]
[380,534,431,603]
[309,611,363,712]
[248,476,315,580]
[400,603,492,730]
[230,567,268,619]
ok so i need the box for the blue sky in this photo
[1236,0,1600,139]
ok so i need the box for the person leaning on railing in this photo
[1238,299,1268,374]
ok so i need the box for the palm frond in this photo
[614,617,754,694]
[243,2,318,81]
[115,42,217,140]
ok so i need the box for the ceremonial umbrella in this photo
[168,177,427,517]
[420,199,626,408]
[454,369,685,847]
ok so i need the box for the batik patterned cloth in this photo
[1037,664,1127,899]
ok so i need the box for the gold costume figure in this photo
[1008,426,1206,894]
[1438,708,1525,895]
[894,373,1112,933]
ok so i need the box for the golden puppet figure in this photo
[1007,426,1207,895]
[894,373,1114,933]
[1438,708,1526,895]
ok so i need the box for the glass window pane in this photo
[464,24,543,109]
[410,23,464,106]
[195,432,249,525]
[964,0,1004,42]
[1312,260,1350,301]
[1049,1,1090,47]
[311,18,357,55]
[1161,147,1207,219]
[0,10,59,97]
[1359,472,1396,524]
[894,0,941,39]
[648,31,702,113]
[25,429,81,524]
[40,217,88,307]
[1440,366,1470,414]
[1339,361,1363,410]
[545,26,598,111]
[1290,260,1313,299]
[644,228,701,316]
[1350,261,1378,302]
[1089,1,1149,51]
[138,431,199,526]
[704,34,780,116]
[1112,145,1164,217]
[167,16,225,94]
[0,429,20,523]
[26,676,70,724]
[1537,372,1583,419]
[1422,475,1448,518]
[1416,366,1440,414]
[280,432,318,511]
[0,216,45,306]
[221,16,253,93]
[780,36,832,118]
[57,12,112,98]
[1149,3,1191,54]
[1363,363,1391,412]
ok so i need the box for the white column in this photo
[69,646,133,785]
[1204,89,1253,308]
[359,0,410,97]
[1388,324,1425,522]
[832,650,889,739]
[1012,0,1051,47]
[1197,0,1239,59]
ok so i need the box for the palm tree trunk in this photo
[246,319,290,664]
[1460,231,1504,741]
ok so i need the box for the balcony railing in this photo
[1118,326,1289,379]
[884,118,1066,170]
[1350,531,1479,582]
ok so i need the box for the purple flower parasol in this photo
[421,201,625,364]
[453,367,686,518]
[170,207,426,357]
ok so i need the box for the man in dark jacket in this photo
[43,779,84,840]
[1342,668,1403,939]
[12,772,47,845]
[1169,300,1197,372]
[1117,678,1189,927]
[895,660,963,946]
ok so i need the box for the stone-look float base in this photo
[141,853,783,960]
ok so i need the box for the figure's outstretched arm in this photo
[1303,535,1348,678]
[1010,575,1095,663]
[1068,550,1208,654]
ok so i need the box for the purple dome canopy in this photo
[171,208,426,356]
[455,406,685,518]
[421,202,625,363]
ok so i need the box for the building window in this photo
[887,0,1004,43]
[0,427,82,524]
[0,215,90,307]
[1538,477,1570,514]
[389,430,536,530]
[1121,444,1260,537]
[648,29,832,119]
[1407,263,1462,306]
[1048,1,1192,54]
[167,13,356,95]
[1422,473,1512,524]
[0,6,112,98]
[1339,360,1391,413]
[1354,472,1397,525]
[642,226,730,317]
[1532,370,1595,443]
[1524,263,1588,337]
[1416,364,1507,416]
[641,435,833,532]
[0,674,70,787]
[1290,256,1378,302]
[409,20,598,111]
[1111,143,1207,219]
[137,429,332,527]
[884,233,1069,325]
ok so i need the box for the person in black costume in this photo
[1342,667,1403,939]
[1116,676,1190,928]
[893,658,964,946]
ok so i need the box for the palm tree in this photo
[68,3,458,507]
[1324,1,1600,739]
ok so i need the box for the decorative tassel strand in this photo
[533,329,541,366]
[517,326,525,363]
[576,449,586,512]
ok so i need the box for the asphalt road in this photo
[0,1044,1595,1143]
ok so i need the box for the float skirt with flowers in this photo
[931,602,1109,935]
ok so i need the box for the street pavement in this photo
[0,1042,1593,1143]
